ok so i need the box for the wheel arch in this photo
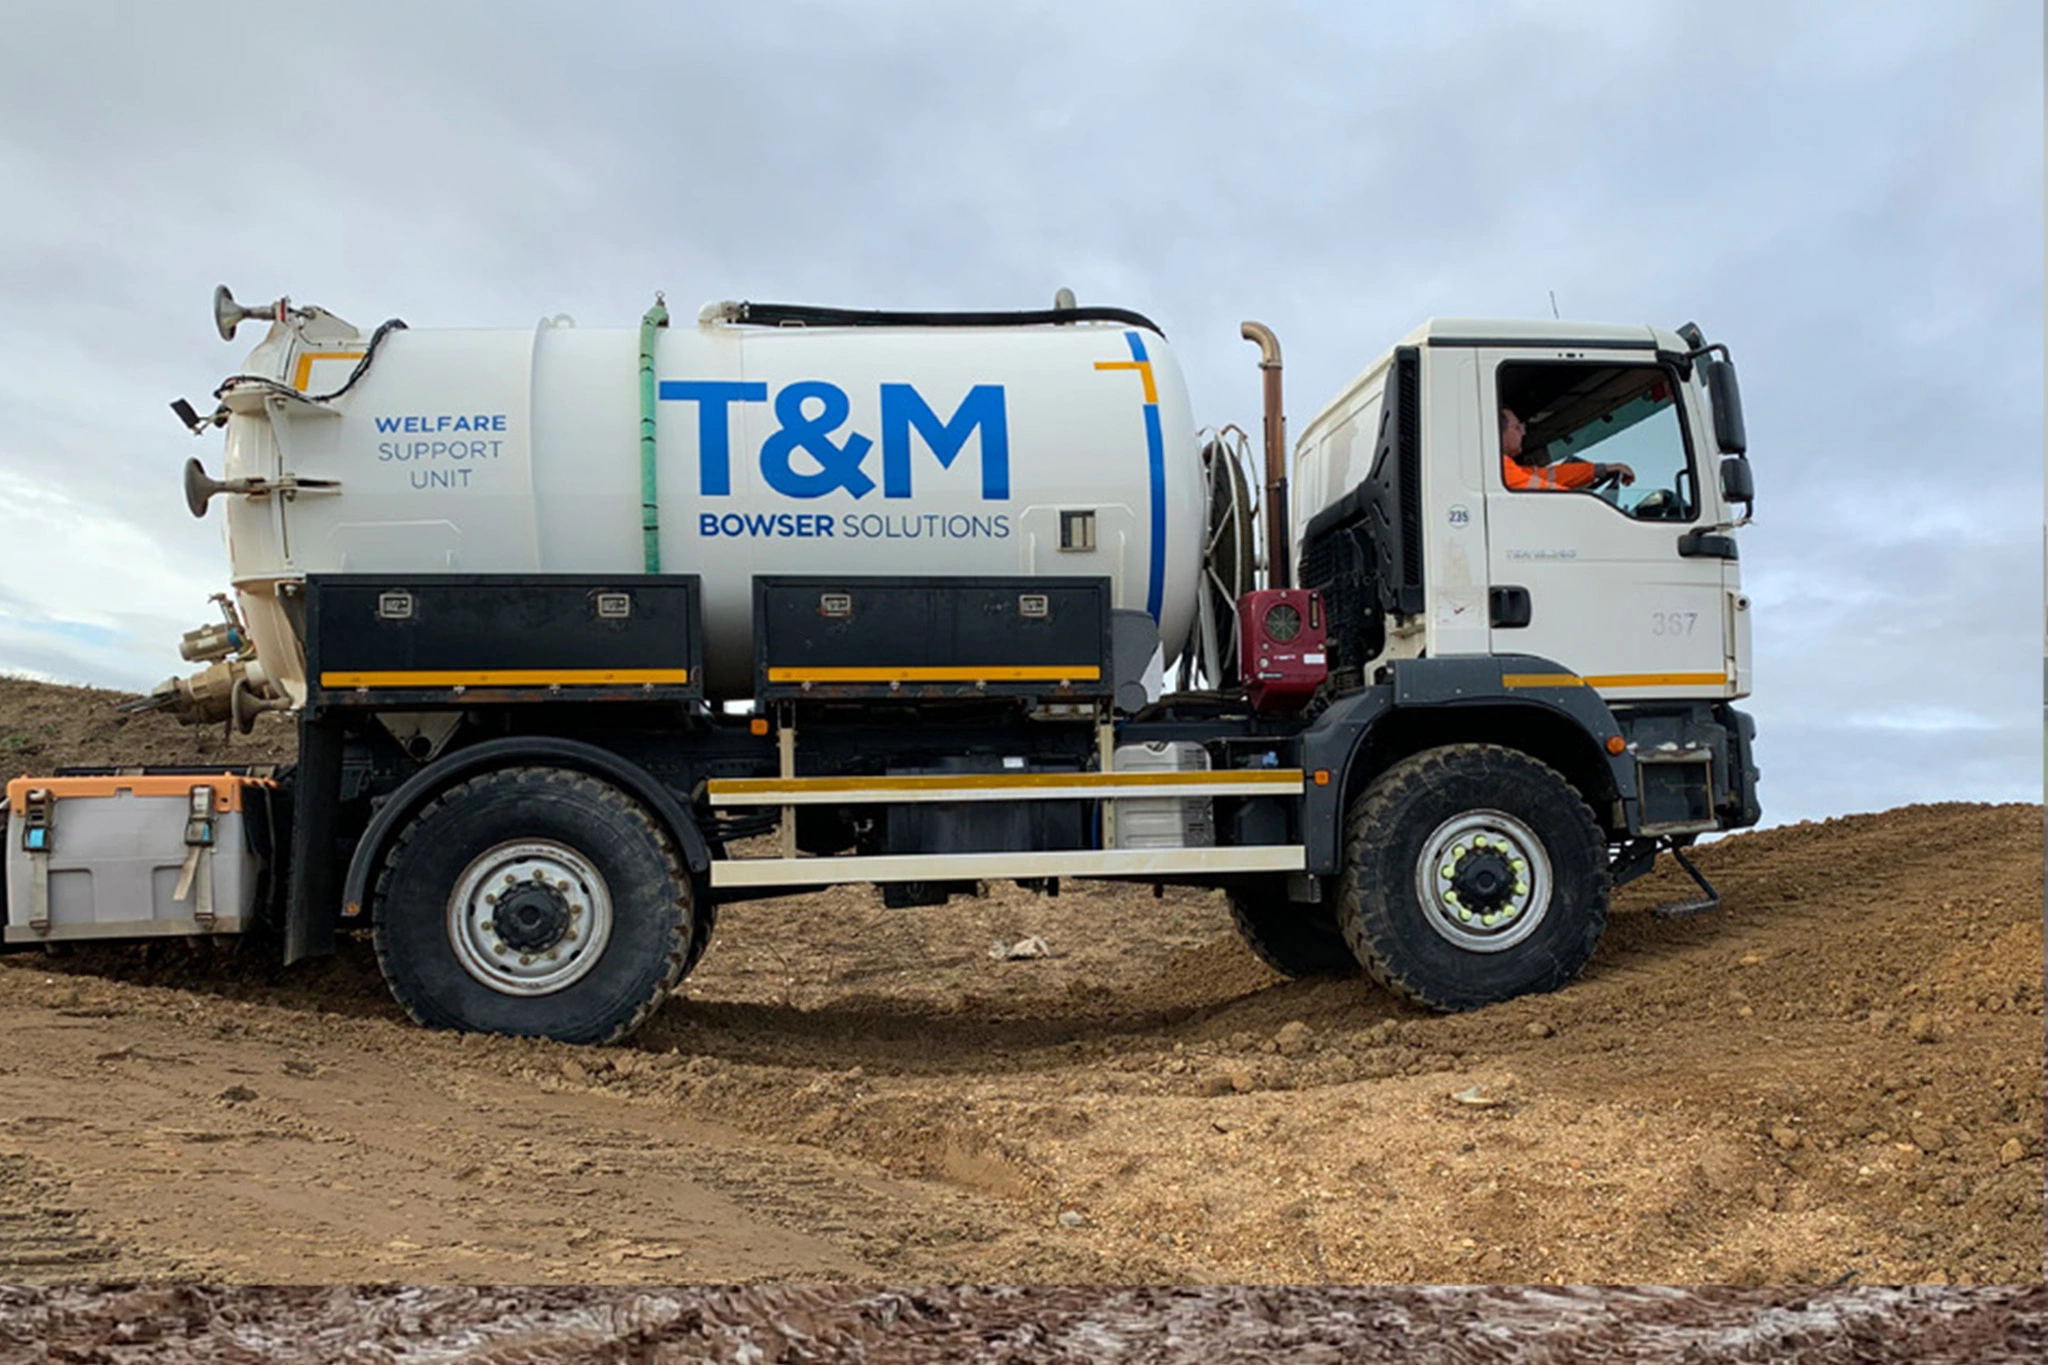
[1350,703,1625,827]
[340,734,711,928]
[1300,656,1636,874]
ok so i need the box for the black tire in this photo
[1227,878,1360,978]
[1337,744,1608,1011]
[680,895,718,979]
[371,766,695,1044]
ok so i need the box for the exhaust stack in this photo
[1240,322,1288,590]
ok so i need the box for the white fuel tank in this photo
[216,302,1204,700]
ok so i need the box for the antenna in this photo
[1548,290,1560,320]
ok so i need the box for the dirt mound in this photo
[0,679,2038,1284]
[0,676,295,777]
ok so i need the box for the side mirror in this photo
[1720,455,1755,505]
[1706,356,1747,455]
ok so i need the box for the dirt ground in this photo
[4,1284,2045,1363]
[0,678,2041,1286]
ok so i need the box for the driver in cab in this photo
[1500,406,1634,492]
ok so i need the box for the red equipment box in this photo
[1237,588,1328,712]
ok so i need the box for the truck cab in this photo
[1296,320,1750,690]
[1291,318,1758,841]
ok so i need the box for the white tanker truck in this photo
[3,287,1760,1044]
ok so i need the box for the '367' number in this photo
[1651,611,1698,636]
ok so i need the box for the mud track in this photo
[5,1284,2046,1362]
[0,680,2040,1284]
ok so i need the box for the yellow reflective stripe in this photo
[1503,671,1731,690]
[710,770,1304,797]
[1583,672,1729,689]
[766,665,1101,683]
[292,350,365,390]
[320,668,689,687]
[1093,358,1159,404]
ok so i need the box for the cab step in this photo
[1649,844,1722,920]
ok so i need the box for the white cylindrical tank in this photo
[217,302,1203,700]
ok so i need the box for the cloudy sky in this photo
[0,1,2039,826]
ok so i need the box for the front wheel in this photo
[1337,744,1609,1011]
[372,766,697,1044]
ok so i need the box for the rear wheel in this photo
[1227,878,1359,978]
[372,766,696,1044]
[681,895,718,978]
[1337,744,1608,1010]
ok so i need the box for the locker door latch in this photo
[20,788,52,933]
[173,786,218,928]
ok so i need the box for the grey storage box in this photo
[1111,741,1216,850]
[4,775,268,943]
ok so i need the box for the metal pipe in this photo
[638,294,670,573]
[1240,321,1289,589]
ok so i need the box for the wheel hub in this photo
[1415,810,1553,954]
[1449,847,1515,912]
[492,882,571,952]
[445,840,614,996]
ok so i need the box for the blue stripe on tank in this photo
[1124,330,1166,623]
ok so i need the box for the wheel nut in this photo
[519,954,533,965]
[485,893,499,906]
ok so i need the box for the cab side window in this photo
[1497,361,1697,521]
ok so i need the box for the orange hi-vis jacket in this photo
[1503,455,1600,491]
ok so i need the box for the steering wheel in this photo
[1591,464,1625,491]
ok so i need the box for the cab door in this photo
[1480,350,1732,701]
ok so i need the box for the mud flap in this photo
[284,715,343,964]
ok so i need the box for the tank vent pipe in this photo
[1240,321,1288,590]
[639,294,671,573]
